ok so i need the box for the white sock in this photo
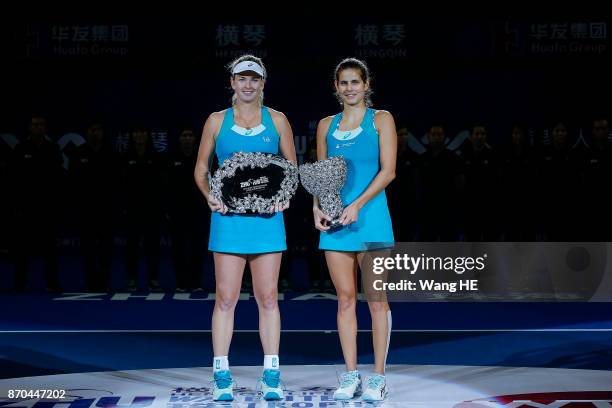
[213,356,229,372]
[264,354,280,370]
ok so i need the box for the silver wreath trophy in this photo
[299,156,347,228]
[210,152,298,214]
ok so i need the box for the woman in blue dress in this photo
[194,55,297,402]
[314,58,396,402]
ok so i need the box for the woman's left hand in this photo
[339,202,359,225]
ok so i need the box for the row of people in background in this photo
[0,118,206,293]
[0,116,610,292]
[388,118,611,243]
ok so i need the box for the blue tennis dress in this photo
[208,106,286,254]
[319,108,394,251]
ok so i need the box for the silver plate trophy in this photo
[299,156,347,228]
[210,152,299,214]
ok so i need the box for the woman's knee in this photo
[255,290,278,311]
[215,289,240,312]
[368,301,388,314]
[337,292,357,313]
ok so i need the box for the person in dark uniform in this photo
[387,125,419,242]
[581,118,611,241]
[167,127,207,292]
[417,124,464,241]
[460,123,499,242]
[291,143,332,293]
[13,116,63,292]
[499,124,537,241]
[70,122,116,292]
[536,120,585,242]
[121,126,164,292]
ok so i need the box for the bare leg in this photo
[358,251,390,375]
[326,250,359,371]
[249,252,282,355]
[212,252,246,356]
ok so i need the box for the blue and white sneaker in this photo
[212,369,235,401]
[361,374,387,402]
[259,369,284,400]
[333,370,362,400]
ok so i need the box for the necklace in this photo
[235,111,261,130]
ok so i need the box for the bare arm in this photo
[268,109,298,211]
[313,116,333,230]
[339,110,397,225]
[194,111,225,213]
[270,109,297,165]
[316,117,330,161]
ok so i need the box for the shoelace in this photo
[256,376,285,393]
[262,371,280,388]
[211,374,234,389]
[339,371,359,388]
[366,375,385,389]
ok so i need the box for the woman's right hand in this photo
[313,205,331,231]
[207,195,227,214]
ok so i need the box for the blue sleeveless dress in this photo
[208,106,286,254]
[319,108,394,251]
